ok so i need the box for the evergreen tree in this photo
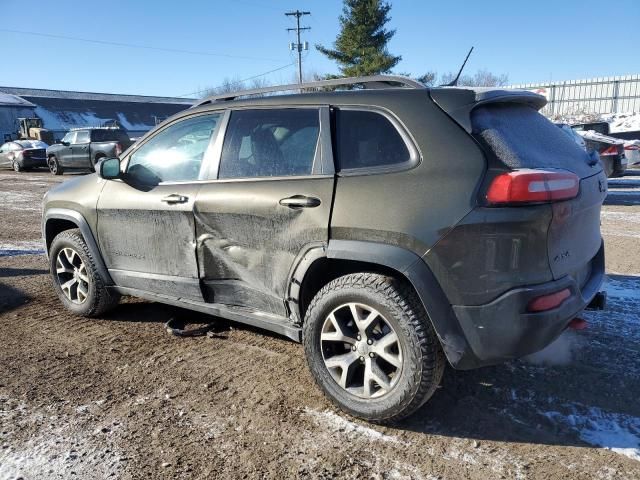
[317,0,401,77]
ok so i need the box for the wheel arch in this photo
[290,240,476,369]
[43,208,113,285]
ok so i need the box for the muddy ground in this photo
[1,169,639,480]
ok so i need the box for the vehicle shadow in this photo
[397,274,640,451]
[0,282,31,313]
[0,267,48,278]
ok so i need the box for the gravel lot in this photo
[1,169,639,479]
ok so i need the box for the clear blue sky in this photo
[2,0,638,98]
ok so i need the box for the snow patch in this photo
[0,240,45,257]
[304,408,401,444]
[604,276,640,300]
[543,405,640,462]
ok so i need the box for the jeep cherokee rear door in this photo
[193,107,334,317]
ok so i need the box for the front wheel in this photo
[49,229,120,316]
[48,155,63,175]
[303,273,445,423]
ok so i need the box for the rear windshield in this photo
[472,104,593,177]
[15,140,48,149]
[91,129,130,142]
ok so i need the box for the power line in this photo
[0,28,282,62]
[176,62,297,98]
[285,11,311,84]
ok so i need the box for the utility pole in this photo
[286,10,311,84]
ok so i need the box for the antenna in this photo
[444,46,474,87]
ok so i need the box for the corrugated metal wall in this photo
[510,75,640,116]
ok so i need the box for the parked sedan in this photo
[0,140,49,172]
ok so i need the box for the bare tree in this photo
[415,71,438,86]
[439,69,509,87]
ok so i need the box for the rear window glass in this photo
[472,104,591,175]
[336,110,411,171]
[15,140,48,149]
[92,129,130,142]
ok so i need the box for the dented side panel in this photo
[194,177,334,316]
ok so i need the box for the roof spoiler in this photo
[430,88,547,133]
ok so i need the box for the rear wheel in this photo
[48,155,63,175]
[49,229,120,316]
[92,155,105,172]
[303,273,445,423]
[12,160,22,172]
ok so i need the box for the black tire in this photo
[303,273,445,423]
[92,156,104,172]
[48,155,63,175]
[49,229,120,317]
[12,160,23,172]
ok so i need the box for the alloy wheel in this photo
[55,247,90,304]
[320,302,403,399]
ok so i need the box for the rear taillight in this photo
[486,169,580,206]
[115,143,123,156]
[625,145,640,151]
[601,146,619,156]
[22,150,30,157]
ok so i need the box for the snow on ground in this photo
[0,240,45,257]
[602,113,640,134]
[304,408,402,444]
[0,397,126,479]
[544,405,640,462]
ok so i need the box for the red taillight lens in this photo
[22,149,30,157]
[486,169,580,206]
[527,288,571,312]
[115,143,123,156]
[601,146,619,156]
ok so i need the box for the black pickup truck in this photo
[46,128,133,175]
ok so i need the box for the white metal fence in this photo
[510,75,640,117]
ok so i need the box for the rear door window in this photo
[218,109,320,179]
[335,109,412,171]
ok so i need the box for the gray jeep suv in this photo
[42,76,606,422]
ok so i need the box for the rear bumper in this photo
[450,241,605,369]
[21,157,47,168]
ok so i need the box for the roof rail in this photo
[195,75,425,106]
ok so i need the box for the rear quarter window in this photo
[335,109,412,171]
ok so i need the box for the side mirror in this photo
[98,157,121,180]
[61,141,70,146]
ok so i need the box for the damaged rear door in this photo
[194,107,335,316]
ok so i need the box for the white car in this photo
[623,140,640,166]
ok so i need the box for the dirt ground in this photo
[1,169,639,480]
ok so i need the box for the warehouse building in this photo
[0,86,193,142]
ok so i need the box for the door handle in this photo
[161,194,189,204]
[279,195,321,208]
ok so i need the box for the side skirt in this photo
[112,286,302,342]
